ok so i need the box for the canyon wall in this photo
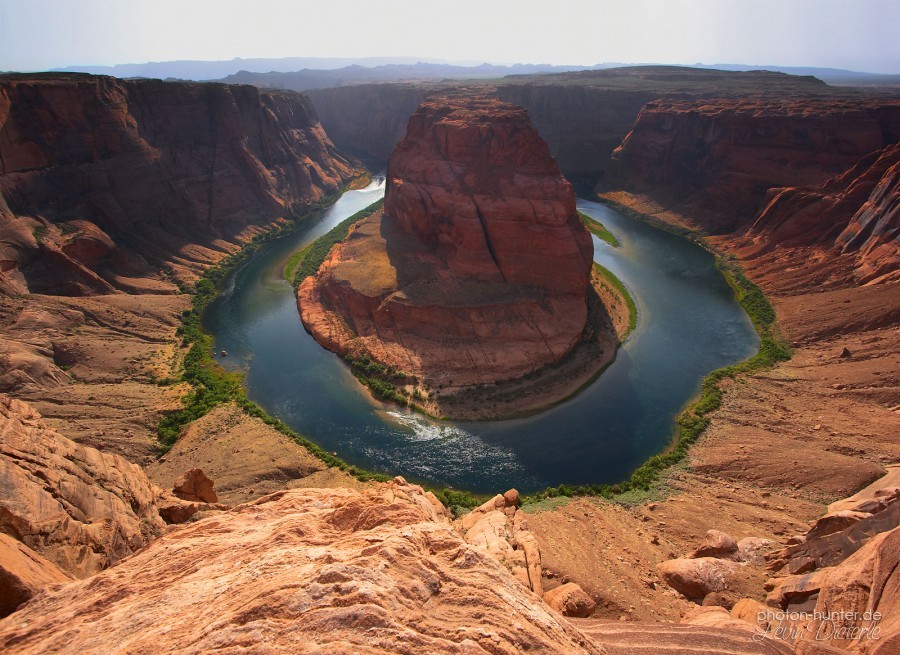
[307,67,832,187]
[748,142,900,284]
[306,83,430,164]
[0,73,356,296]
[493,84,659,187]
[607,98,900,233]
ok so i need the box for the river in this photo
[204,178,759,493]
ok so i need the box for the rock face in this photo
[0,533,72,618]
[764,527,899,655]
[299,97,600,415]
[0,73,355,296]
[657,557,740,601]
[384,97,591,294]
[307,83,429,163]
[456,490,544,596]
[749,142,900,284]
[608,98,900,233]
[0,482,607,655]
[0,394,166,578]
[173,468,219,504]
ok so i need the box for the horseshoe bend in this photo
[297,97,632,419]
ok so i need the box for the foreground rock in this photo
[657,557,741,601]
[0,482,607,655]
[0,394,166,578]
[0,533,72,618]
[456,490,544,595]
[173,468,219,503]
[299,97,627,419]
[762,527,898,654]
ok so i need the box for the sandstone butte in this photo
[298,97,630,419]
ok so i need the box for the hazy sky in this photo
[1,0,898,74]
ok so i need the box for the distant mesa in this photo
[298,96,631,419]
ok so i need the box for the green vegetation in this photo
[156,210,394,484]
[31,225,48,243]
[289,199,384,287]
[592,262,637,337]
[519,203,792,508]
[579,211,620,247]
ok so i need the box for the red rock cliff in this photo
[298,97,604,418]
[747,142,900,284]
[0,73,355,296]
[383,96,593,294]
[608,98,900,233]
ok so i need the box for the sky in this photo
[1,0,898,74]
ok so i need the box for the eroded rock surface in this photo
[749,142,900,284]
[0,482,607,655]
[0,394,166,577]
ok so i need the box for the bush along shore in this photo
[520,198,792,506]
[580,211,620,247]
[157,186,394,485]
[157,191,489,512]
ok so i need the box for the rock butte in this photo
[298,97,628,418]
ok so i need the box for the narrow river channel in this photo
[204,178,759,493]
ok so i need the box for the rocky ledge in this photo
[298,97,630,419]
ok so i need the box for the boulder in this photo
[173,468,219,504]
[657,557,740,601]
[807,511,871,540]
[543,582,597,618]
[691,529,739,559]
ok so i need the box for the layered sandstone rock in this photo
[299,97,604,417]
[0,73,355,296]
[0,394,166,578]
[608,98,900,233]
[456,490,544,595]
[0,533,72,618]
[763,528,899,655]
[173,468,219,503]
[0,482,607,655]
[748,143,900,284]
